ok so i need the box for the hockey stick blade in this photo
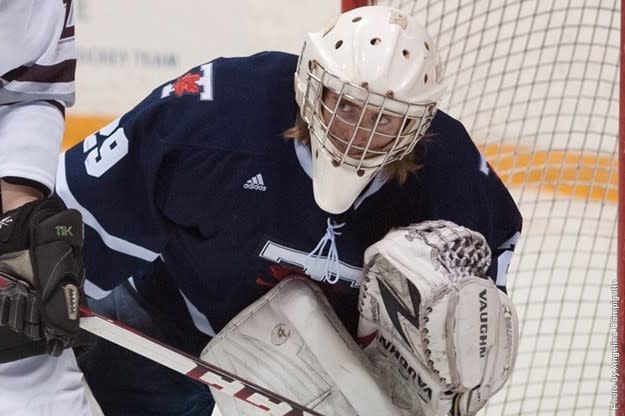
[0,272,321,416]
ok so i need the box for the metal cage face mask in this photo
[301,65,438,175]
[293,5,446,213]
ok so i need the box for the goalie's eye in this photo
[376,115,392,127]
[338,101,358,115]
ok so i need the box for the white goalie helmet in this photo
[295,6,446,214]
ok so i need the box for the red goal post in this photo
[341,1,622,415]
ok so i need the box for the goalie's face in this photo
[304,83,428,214]
[321,89,408,159]
[302,80,434,214]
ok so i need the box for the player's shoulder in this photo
[134,51,299,154]
[403,110,521,249]
[208,51,299,118]
[428,110,472,143]
[422,110,481,168]
[161,51,298,103]
[213,51,299,82]
[413,109,506,201]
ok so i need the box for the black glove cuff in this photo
[0,326,47,363]
[0,196,69,253]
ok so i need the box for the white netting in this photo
[349,1,619,414]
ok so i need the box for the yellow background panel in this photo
[63,115,115,151]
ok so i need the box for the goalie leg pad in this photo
[358,221,519,416]
[200,277,400,416]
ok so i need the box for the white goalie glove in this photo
[201,277,401,416]
[357,221,519,416]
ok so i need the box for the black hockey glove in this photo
[0,196,84,358]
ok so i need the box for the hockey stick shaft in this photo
[0,273,321,416]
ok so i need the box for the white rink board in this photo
[72,0,339,115]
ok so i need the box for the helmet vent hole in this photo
[424,73,429,83]
[315,149,319,159]
[335,40,343,50]
[332,160,341,168]
[352,16,362,23]
[424,41,430,51]
[308,60,314,71]
[402,49,410,59]
[370,37,381,46]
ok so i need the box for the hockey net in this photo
[342,1,621,415]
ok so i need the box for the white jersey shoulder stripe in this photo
[38,37,75,66]
[2,80,75,96]
[0,84,75,107]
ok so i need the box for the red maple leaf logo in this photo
[172,72,201,97]
[256,264,305,288]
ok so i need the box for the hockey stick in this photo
[0,272,321,416]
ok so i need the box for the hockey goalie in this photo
[201,220,518,416]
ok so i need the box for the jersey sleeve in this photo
[56,53,297,297]
[481,168,522,292]
[0,0,76,193]
[420,111,523,292]
[55,75,211,296]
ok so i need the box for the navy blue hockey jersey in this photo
[57,51,522,337]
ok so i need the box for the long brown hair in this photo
[283,115,427,185]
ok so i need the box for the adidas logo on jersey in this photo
[243,174,267,191]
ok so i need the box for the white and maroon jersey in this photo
[0,0,76,193]
[0,5,85,415]
[0,350,95,416]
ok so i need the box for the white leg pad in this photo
[201,277,400,416]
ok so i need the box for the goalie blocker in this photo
[358,220,519,416]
